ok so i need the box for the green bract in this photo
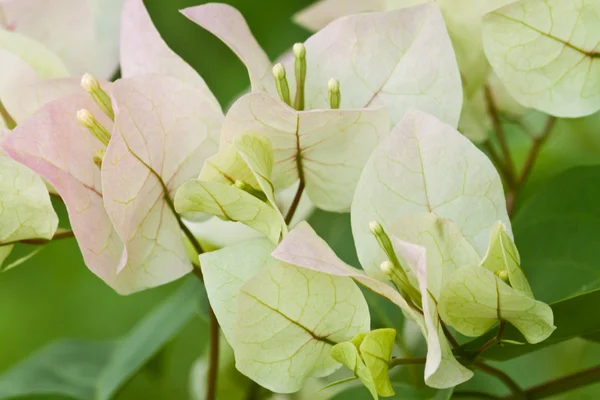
[482,0,600,117]
[175,134,286,244]
[331,329,396,399]
[0,153,58,247]
[199,238,370,393]
[352,108,510,281]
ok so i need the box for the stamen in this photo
[293,43,306,111]
[328,78,340,109]
[272,64,291,106]
[81,73,114,120]
[77,109,111,146]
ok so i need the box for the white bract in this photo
[482,0,600,117]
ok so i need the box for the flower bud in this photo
[80,73,114,120]
[328,78,341,109]
[77,109,111,146]
[495,269,510,284]
[293,43,307,111]
[272,63,291,106]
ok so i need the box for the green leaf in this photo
[352,109,510,281]
[0,278,199,399]
[482,0,600,117]
[0,153,58,246]
[198,238,275,346]
[465,166,600,359]
[234,261,370,393]
[175,134,286,244]
[438,265,555,343]
[480,221,533,297]
[0,245,14,271]
[175,180,284,244]
[331,329,396,399]
[0,245,45,273]
[331,382,453,400]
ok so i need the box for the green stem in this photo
[474,362,525,399]
[206,308,220,400]
[17,229,74,245]
[503,364,600,400]
[484,85,516,187]
[284,180,304,225]
[0,99,16,129]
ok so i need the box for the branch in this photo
[484,85,516,186]
[206,309,220,400]
[19,229,74,245]
[284,180,304,225]
[389,357,426,368]
[474,362,525,399]
[503,364,600,400]
[518,116,557,189]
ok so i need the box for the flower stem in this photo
[474,362,525,399]
[284,180,304,225]
[484,85,516,186]
[473,321,506,357]
[503,364,600,400]
[18,229,75,245]
[206,308,220,400]
[518,116,556,190]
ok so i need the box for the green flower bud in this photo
[77,109,111,147]
[81,73,114,120]
[272,63,291,106]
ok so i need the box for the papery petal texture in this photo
[1,94,128,291]
[222,93,389,211]
[102,74,222,292]
[120,0,215,94]
[352,109,510,279]
[180,3,275,93]
[482,0,600,117]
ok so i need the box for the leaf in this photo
[180,3,275,93]
[438,265,555,343]
[273,222,471,388]
[0,278,199,400]
[0,245,45,273]
[480,221,533,298]
[198,238,276,346]
[358,329,396,397]
[0,245,13,271]
[289,3,462,126]
[352,109,510,280]
[464,166,600,359]
[234,261,370,393]
[331,382,453,400]
[0,153,58,244]
[392,236,474,388]
[176,133,286,244]
[1,94,128,292]
[482,0,600,117]
[120,0,214,93]
[389,212,481,299]
[221,93,389,211]
[102,74,221,293]
[0,30,68,79]
[175,180,284,244]
[331,341,378,399]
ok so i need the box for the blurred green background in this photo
[2,0,600,399]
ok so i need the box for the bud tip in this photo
[369,220,383,235]
[272,63,286,79]
[328,78,340,92]
[293,43,306,58]
[380,260,394,275]
[77,109,94,127]
[81,73,100,92]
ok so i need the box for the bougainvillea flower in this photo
[2,0,226,293]
[198,237,370,393]
[270,109,553,389]
[181,2,461,212]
